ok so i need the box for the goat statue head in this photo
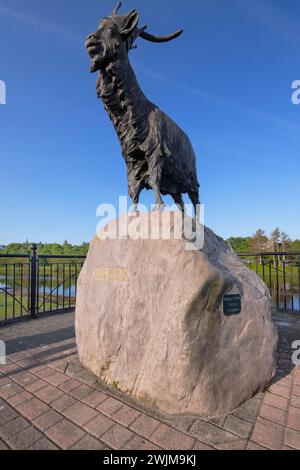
[86,2,183,72]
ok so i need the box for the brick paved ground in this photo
[0,310,299,450]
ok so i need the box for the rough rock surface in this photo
[75,212,278,418]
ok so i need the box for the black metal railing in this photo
[0,245,85,323]
[239,252,300,312]
[1,247,299,322]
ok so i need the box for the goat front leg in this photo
[131,193,140,213]
[128,175,141,213]
[152,183,166,211]
[150,161,165,211]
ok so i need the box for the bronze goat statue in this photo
[86,2,200,216]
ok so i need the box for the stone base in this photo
[75,212,278,418]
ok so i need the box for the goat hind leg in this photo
[172,193,185,214]
[189,191,201,221]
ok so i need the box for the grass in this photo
[0,292,75,321]
[245,262,300,289]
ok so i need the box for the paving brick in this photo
[259,403,287,425]
[269,384,290,399]
[34,367,57,379]
[63,401,98,426]
[291,395,300,408]
[7,426,43,450]
[251,417,284,450]
[34,384,64,404]
[70,383,93,400]
[97,396,123,417]
[223,415,253,438]
[0,362,23,376]
[0,382,23,399]
[49,359,68,373]
[208,415,226,426]
[263,392,289,411]
[284,428,300,450]
[45,419,86,450]
[0,402,18,425]
[25,379,48,393]
[281,444,294,450]
[192,441,214,450]
[151,424,195,450]
[84,413,114,438]
[287,406,300,431]
[82,389,108,408]
[29,437,59,450]
[59,379,81,393]
[13,371,39,387]
[6,390,32,407]
[51,394,77,412]
[130,414,160,439]
[294,376,300,386]
[0,376,12,387]
[9,352,29,362]
[70,434,106,450]
[33,409,63,431]
[112,405,141,427]
[293,385,300,397]
[16,358,40,369]
[247,441,268,450]
[0,438,9,450]
[216,439,247,450]
[44,371,70,387]
[124,435,161,450]
[275,377,293,390]
[0,417,30,439]
[233,398,260,423]
[16,397,49,420]
[190,420,237,446]
[101,423,135,450]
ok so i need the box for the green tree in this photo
[227,237,252,253]
[251,229,268,253]
[280,231,291,251]
[291,239,300,251]
[270,228,281,252]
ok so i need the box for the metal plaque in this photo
[223,294,241,316]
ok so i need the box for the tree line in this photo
[1,230,299,256]
[228,228,300,254]
[0,240,89,257]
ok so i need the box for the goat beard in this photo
[89,44,120,73]
[90,56,102,73]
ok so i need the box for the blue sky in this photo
[0,0,299,244]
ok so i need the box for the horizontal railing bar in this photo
[0,254,30,258]
[238,252,300,257]
[38,255,86,259]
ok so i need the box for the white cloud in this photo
[0,4,81,43]
[136,63,300,134]
[233,0,300,43]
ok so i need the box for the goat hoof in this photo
[152,204,166,212]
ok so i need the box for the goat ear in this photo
[119,10,139,37]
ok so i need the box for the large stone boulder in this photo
[75,212,278,418]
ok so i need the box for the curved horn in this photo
[112,2,122,16]
[139,29,183,43]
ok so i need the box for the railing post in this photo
[30,244,37,318]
